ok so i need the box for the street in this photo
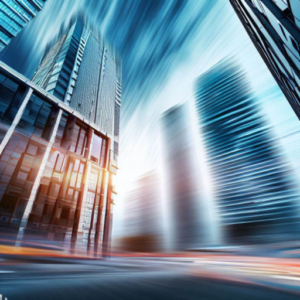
[1,255,300,300]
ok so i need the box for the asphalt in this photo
[0,257,300,300]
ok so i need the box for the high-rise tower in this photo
[0,19,121,256]
[122,171,163,252]
[161,103,220,250]
[33,20,121,142]
[195,57,300,243]
[0,0,47,52]
[230,0,300,121]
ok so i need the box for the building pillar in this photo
[0,87,33,155]
[71,127,93,252]
[99,137,113,257]
[102,173,113,258]
[94,169,109,257]
[16,109,63,246]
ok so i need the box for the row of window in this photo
[1,0,31,23]
[0,133,46,222]
[0,10,22,36]
[0,66,111,244]
[47,22,83,101]
[0,71,109,163]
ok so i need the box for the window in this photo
[64,159,85,201]
[54,114,88,156]
[87,192,95,206]
[0,73,23,129]
[0,135,46,218]
[49,183,61,198]
[82,168,103,232]
[54,154,65,172]
[89,171,98,192]
[91,133,107,167]
[17,94,58,141]
[69,123,88,156]
[291,38,299,52]
[278,23,287,40]
[55,112,68,146]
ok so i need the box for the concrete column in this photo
[0,87,33,155]
[71,127,94,249]
[94,169,108,256]
[102,173,113,258]
[16,109,63,245]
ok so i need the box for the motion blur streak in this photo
[2,1,300,239]
[0,0,221,234]
[196,57,300,244]
[2,0,300,299]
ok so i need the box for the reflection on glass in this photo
[91,133,107,167]
[17,93,58,141]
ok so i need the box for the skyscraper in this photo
[230,0,300,121]
[0,20,121,256]
[121,171,163,252]
[33,20,121,141]
[161,103,219,250]
[0,0,47,52]
[195,57,300,244]
[33,21,121,253]
[124,171,162,237]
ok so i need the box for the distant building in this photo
[161,103,219,250]
[0,0,47,52]
[195,57,300,243]
[231,0,300,121]
[124,171,162,239]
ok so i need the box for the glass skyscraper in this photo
[0,0,47,52]
[161,103,220,250]
[195,57,300,244]
[230,0,300,121]
[0,19,121,256]
[122,171,163,252]
[33,20,121,142]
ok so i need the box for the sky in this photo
[1,0,300,238]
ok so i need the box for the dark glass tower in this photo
[230,0,300,121]
[195,57,300,243]
[0,0,47,51]
[33,20,121,144]
[0,18,121,255]
[31,20,121,254]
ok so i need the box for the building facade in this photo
[230,0,300,121]
[0,59,118,255]
[124,171,162,237]
[195,57,300,244]
[33,20,121,169]
[0,0,47,52]
[161,103,219,250]
[121,171,163,252]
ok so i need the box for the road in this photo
[1,256,300,300]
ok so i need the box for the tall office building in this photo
[230,0,300,121]
[0,20,121,257]
[124,171,162,237]
[121,171,163,252]
[0,0,47,52]
[195,57,300,244]
[161,103,219,250]
[33,20,121,142]
[33,20,121,168]
[32,20,121,254]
